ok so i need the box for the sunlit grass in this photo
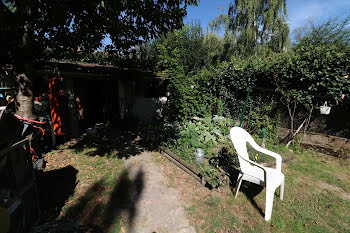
[186,148,350,233]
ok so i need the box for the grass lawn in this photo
[36,133,350,233]
[37,139,130,233]
[185,148,350,233]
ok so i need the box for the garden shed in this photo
[33,61,168,136]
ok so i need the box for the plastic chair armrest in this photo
[238,154,267,181]
[250,141,282,172]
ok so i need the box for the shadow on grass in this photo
[68,129,144,159]
[36,164,144,232]
[63,168,144,233]
[68,124,177,159]
[216,147,265,217]
[35,165,78,223]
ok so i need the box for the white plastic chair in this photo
[230,127,285,221]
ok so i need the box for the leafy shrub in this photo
[163,116,235,188]
[165,68,222,122]
[245,99,281,142]
[165,117,233,158]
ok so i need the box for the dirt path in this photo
[124,151,196,233]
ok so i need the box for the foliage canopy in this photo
[1,0,199,61]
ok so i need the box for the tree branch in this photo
[286,118,307,147]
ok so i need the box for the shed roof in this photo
[36,61,167,80]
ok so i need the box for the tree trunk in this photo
[14,1,35,120]
[15,72,35,119]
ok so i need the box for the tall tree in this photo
[154,22,207,75]
[208,7,237,63]
[294,16,350,48]
[228,0,289,55]
[0,0,198,119]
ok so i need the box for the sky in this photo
[184,0,350,37]
[102,0,349,46]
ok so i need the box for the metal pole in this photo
[239,85,252,127]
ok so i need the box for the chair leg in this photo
[235,174,243,199]
[280,179,285,200]
[264,185,277,221]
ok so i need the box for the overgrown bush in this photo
[245,99,281,142]
[165,68,223,122]
[158,18,350,187]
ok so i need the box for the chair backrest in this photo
[230,127,258,173]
